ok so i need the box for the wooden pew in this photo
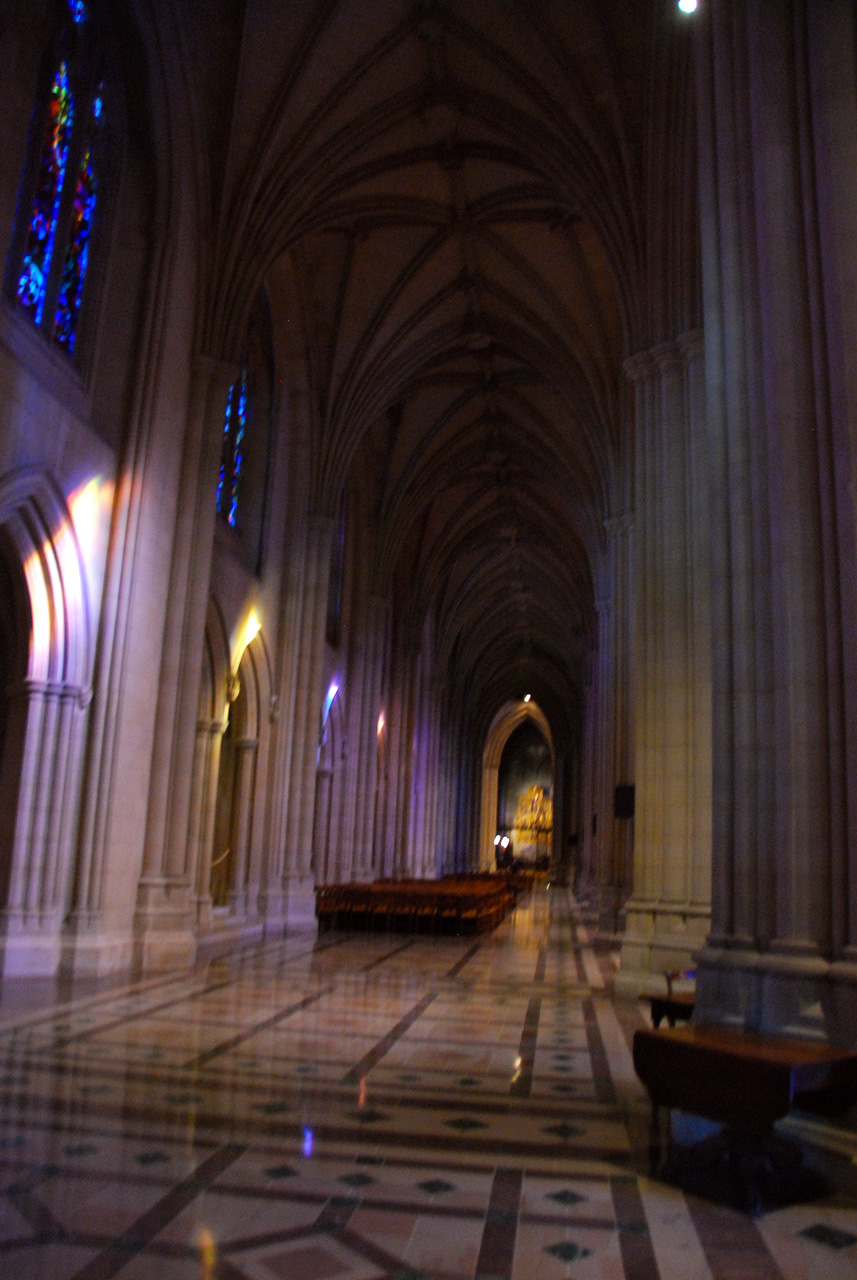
[315,875,515,936]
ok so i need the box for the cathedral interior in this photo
[1,0,857,1275]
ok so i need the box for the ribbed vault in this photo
[200,0,678,771]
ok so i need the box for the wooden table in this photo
[646,991,695,1028]
[633,1023,857,1211]
[633,1023,857,1132]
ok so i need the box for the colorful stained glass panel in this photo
[16,62,74,323]
[54,146,97,351]
[216,374,248,527]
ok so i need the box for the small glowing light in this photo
[494,835,501,846]
[501,836,510,849]
[303,1127,314,1157]
[242,610,261,653]
[196,1227,217,1276]
[523,693,531,703]
[377,710,386,735]
[678,0,698,12]
[323,680,339,723]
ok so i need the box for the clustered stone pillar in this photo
[133,356,238,971]
[1,681,89,973]
[281,515,334,926]
[694,0,857,1043]
[617,334,712,994]
[591,514,633,940]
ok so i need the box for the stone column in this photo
[351,595,386,880]
[281,516,334,927]
[694,0,857,1043]
[593,514,633,939]
[190,719,222,934]
[228,737,259,915]
[1,681,89,974]
[617,334,712,995]
[133,356,237,971]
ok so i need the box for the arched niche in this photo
[189,596,273,929]
[0,467,92,973]
[479,701,554,870]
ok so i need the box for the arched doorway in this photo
[210,673,246,907]
[479,701,554,869]
[190,600,271,928]
[0,469,93,974]
[498,721,553,868]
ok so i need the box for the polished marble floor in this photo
[0,887,855,1278]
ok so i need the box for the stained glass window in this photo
[54,88,103,351]
[16,62,74,324]
[216,373,248,527]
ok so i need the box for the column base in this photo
[695,945,857,1049]
[60,916,135,977]
[285,875,318,934]
[594,886,627,943]
[133,876,197,973]
[615,900,710,996]
[0,912,64,976]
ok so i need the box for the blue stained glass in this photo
[229,382,247,526]
[215,384,235,516]
[67,0,88,23]
[16,62,74,323]
[54,145,97,351]
[216,374,248,527]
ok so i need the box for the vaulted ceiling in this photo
[194,0,695,748]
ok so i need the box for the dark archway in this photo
[498,721,553,868]
[0,529,30,910]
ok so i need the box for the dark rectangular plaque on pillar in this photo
[614,784,635,819]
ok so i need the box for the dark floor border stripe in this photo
[187,984,336,1068]
[510,994,542,1098]
[63,934,351,1045]
[341,990,438,1084]
[610,1176,661,1280]
[475,1167,523,1279]
[582,997,616,1104]
[5,934,348,1043]
[360,938,416,972]
[686,1196,787,1279]
[68,1142,245,1280]
[445,940,483,979]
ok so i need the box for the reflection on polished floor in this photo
[0,887,855,1279]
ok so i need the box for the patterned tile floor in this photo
[0,887,855,1278]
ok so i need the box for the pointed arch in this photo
[479,700,554,869]
[0,467,92,973]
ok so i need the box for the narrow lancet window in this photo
[54,89,102,351]
[16,61,74,324]
[216,373,248,528]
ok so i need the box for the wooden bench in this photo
[633,1023,857,1210]
[315,876,516,936]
